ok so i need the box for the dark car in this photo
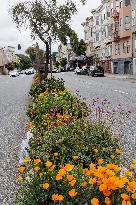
[88,66,104,77]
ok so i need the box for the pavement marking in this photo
[114,89,129,95]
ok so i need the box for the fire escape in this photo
[112,9,120,42]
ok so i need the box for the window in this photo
[126,41,130,53]
[118,43,120,54]
[123,42,126,53]
[125,0,130,7]
[96,33,99,42]
[90,28,93,37]
[124,16,131,30]
[115,21,119,32]
[115,0,120,8]
[107,11,110,17]
[104,14,105,20]
[120,18,122,31]
[115,44,118,55]
[96,16,99,25]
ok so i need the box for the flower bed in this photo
[16,75,136,205]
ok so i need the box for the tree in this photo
[60,58,67,68]
[11,0,86,77]
[25,46,45,68]
[76,39,87,56]
[18,54,32,70]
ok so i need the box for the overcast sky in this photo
[0,0,101,53]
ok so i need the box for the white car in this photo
[25,68,34,75]
[9,70,19,77]
[74,67,82,74]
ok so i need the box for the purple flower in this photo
[49,108,54,112]
[76,89,79,93]
[112,108,116,113]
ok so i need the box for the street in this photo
[0,75,33,205]
[55,72,136,163]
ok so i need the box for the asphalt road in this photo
[0,74,33,205]
[55,72,136,163]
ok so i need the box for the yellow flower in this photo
[65,164,74,172]
[105,197,111,205]
[121,193,129,201]
[125,171,131,177]
[45,161,53,168]
[34,166,40,172]
[91,198,99,205]
[69,180,76,186]
[49,165,55,171]
[67,175,73,181]
[81,181,87,187]
[98,158,103,165]
[52,194,64,201]
[129,164,135,170]
[115,149,121,154]
[54,152,58,157]
[72,156,79,160]
[94,149,98,153]
[23,156,31,163]
[18,166,26,173]
[111,155,115,159]
[39,93,45,97]
[89,178,96,185]
[16,176,23,183]
[56,174,63,181]
[132,193,136,199]
[34,159,41,164]
[42,183,49,190]
[68,189,77,198]
[28,122,33,129]
[131,160,136,164]
[39,173,43,177]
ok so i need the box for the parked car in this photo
[88,66,104,77]
[25,68,34,75]
[19,70,26,74]
[74,67,82,74]
[80,66,88,75]
[9,70,19,77]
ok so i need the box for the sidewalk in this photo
[105,73,136,80]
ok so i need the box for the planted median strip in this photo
[15,74,136,205]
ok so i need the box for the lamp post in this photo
[49,36,52,78]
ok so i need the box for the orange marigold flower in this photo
[98,158,103,165]
[129,164,135,170]
[99,184,107,192]
[45,161,53,168]
[67,175,73,181]
[65,164,74,172]
[34,166,40,172]
[34,159,41,164]
[69,180,76,187]
[122,201,132,205]
[127,181,136,193]
[42,183,49,190]
[18,166,26,173]
[54,152,58,157]
[121,194,129,201]
[132,193,136,199]
[52,194,64,201]
[56,174,62,181]
[58,168,66,176]
[16,176,23,183]
[89,178,96,185]
[81,181,87,187]
[39,173,43,177]
[103,190,111,197]
[68,189,77,198]
[105,197,111,205]
[72,156,79,160]
[91,198,99,205]
[23,156,31,163]
[49,165,55,171]
[115,149,121,154]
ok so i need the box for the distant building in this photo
[132,0,136,74]
[111,0,132,74]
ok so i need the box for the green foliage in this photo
[54,61,60,68]
[29,119,119,166]
[26,46,45,65]
[60,58,67,68]
[18,54,32,70]
[76,39,86,56]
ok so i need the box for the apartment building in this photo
[111,0,132,74]
[81,16,94,64]
[132,0,136,74]
[91,0,112,73]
